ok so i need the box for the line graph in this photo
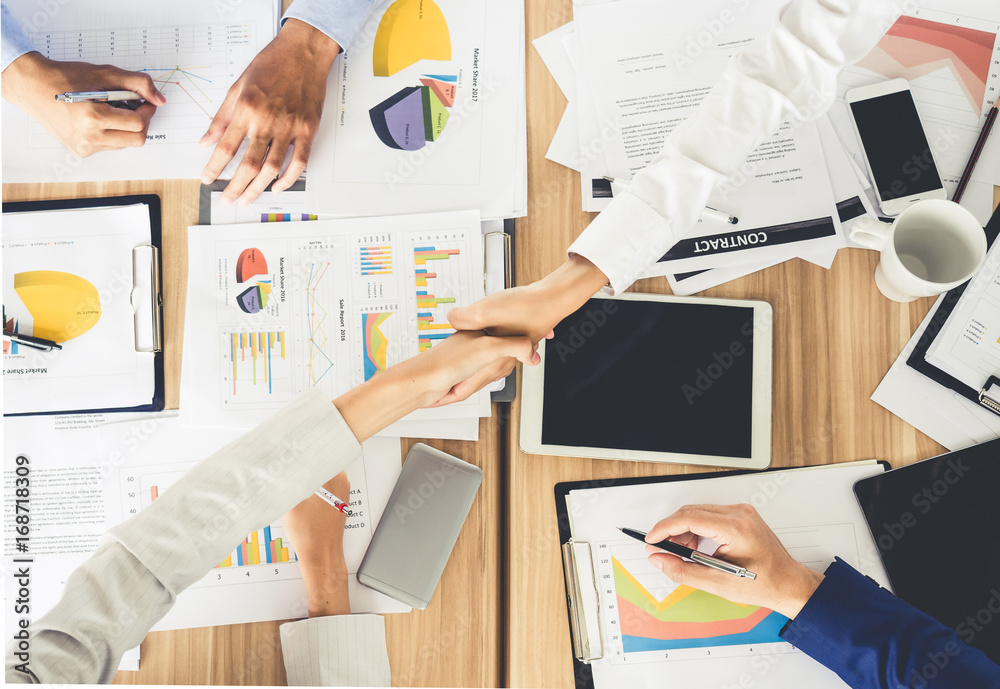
[304,261,336,389]
[141,65,215,119]
[25,22,260,148]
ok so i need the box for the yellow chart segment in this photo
[13,270,101,342]
[372,0,451,77]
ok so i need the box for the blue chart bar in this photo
[236,544,244,566]
[264,525,273,564]
[360,245,392,276]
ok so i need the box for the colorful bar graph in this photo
[261,213,317,222]
[231,331,286,395]
[217,525,296,568]
[413,245,461,265]
[360,245,393,276]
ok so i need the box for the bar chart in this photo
[222,329,295,405]
[215,524,298,569]
[411,241,464,351]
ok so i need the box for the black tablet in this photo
[854,439,1000,663]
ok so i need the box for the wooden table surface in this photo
[505,3,1000,689]
[3,1,998,686]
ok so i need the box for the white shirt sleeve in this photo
[280,614,391,686]
[282,0,378,53]
[5,389,369,684]
[568,0,902,295]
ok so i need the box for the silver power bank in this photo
[357,443,483,609]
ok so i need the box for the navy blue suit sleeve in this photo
[780,558,1000,689]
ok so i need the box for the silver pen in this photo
[618,527,757,580]
[55,90,142,103]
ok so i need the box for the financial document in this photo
[565,462,889,688]
[2,415,407,642]
[181,211,488,430]
[1,0,278,182]
[3,205,155,414]
[306,0,524,219]
[573,0,844,272]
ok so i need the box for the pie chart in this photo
[372,0,451,77]
[13,270,101,342]
[236,248,268,282]
[370,81,454,150]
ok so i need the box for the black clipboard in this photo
[554,462,890,689]
[905,203,1000,412]
[2,194,165,415]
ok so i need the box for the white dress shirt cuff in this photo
[569,192,676,295]
[280,614,390,686]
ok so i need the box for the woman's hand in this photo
[448,255,609,343]
[645,504,825,619]
[334,331,537,443]
[2,53,164,158]
[282,473,351,617]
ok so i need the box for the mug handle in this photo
[850,217,893,251]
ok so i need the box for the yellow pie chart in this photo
[13,270,102,343]
[373,0,452,77]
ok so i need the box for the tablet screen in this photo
[854,443,1000,663]
[541,298,755,458]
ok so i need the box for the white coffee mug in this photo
[849,199,987,303]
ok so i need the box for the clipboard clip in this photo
[561,539,604,664]
[131,245,163,353]
[978,375,1000,416]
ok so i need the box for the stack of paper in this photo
[1,0,280,182]
[305,0,527,220]
[179,210,490,440]
[535,0,999,295]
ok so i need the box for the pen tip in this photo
[615,526,623,532]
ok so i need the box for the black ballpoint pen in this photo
[3,330,62,352]
[618,526,757,580]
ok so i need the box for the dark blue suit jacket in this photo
[780,558,1000,688]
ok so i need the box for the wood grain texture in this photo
[507,4,1000,688]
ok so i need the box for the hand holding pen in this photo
[636,504,825,620]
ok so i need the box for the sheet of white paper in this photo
[566,462,889,688]
[2,415,408,642]
[381,416,479,441]
[534,23,586,171]
[872,297,1000,450]
[305,0,522,220]
[574,1,843,273]
[3,205,155,414]
[0,0,278,183]
[210,190,335,224]
[546,106,585,172]
[181,212,489,430]
[565,31,613,212]
[827,3,1000,205]
[514,7,529,218]
[924,235,1000,390]
[533,22,577,101]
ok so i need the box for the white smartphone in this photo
[846,78,947,216]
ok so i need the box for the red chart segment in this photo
[857,15,997,115]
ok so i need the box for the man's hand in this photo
[645,504,824,619]
[449,255,610,343]
[200,19,341,205]
[282,473,351,617]
[2,53,164,158]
